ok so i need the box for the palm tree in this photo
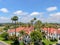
[31,17,36,26]
[31,20,34,26]
[34,17,36,21]
[11,16,18,37]
[11,18,13,23]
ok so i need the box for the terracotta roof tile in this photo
[42,27,60,34]
[8,26,34,34]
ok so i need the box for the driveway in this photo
[0,42,7,45]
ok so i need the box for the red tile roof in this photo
[42,27,60,34]
[8,26,60,34]
[8,26,34,34]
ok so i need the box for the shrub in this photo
[50,38,57,42]
[34,42,39,45]
[42,42,45,45]
[9,35,16,41]
[11,38,19,45]
[10,37,19,45]
[1,32,8,40]
[49,44,52,45]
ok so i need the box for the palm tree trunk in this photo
[12,20,13,24]
[15,21,16,37]
[47,28,49,40]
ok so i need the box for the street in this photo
[0,42,7,45]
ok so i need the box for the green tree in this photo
[27,23,31,27]
[19,30,25,36]
[30,30,42,42]
[34,20,42,30]
[4,25,10,31]
[1,32,8,40]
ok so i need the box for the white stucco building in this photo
[42,28,60,39]
[7,26,34,36]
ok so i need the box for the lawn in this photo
[42,39,57,45]
[0,36,13,44]
[0,35,58,45]
[4,40,13,44]
[0,37,4,40]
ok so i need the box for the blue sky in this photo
[0,0,60,23]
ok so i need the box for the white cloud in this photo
[45,12,60,23]
[35,12,60,23]
[30,12,43,16]
[18,15,32,23]
[12,11,44,23]
[30,12,40,15]
[0,9,60,23]
[0,8,9,13]
[0,17,9,20]
[13,10,28,15]
[0,17,10,23]
[46,6,57,11]
[50,12,60,17]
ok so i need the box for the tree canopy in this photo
[30,30,42,42]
